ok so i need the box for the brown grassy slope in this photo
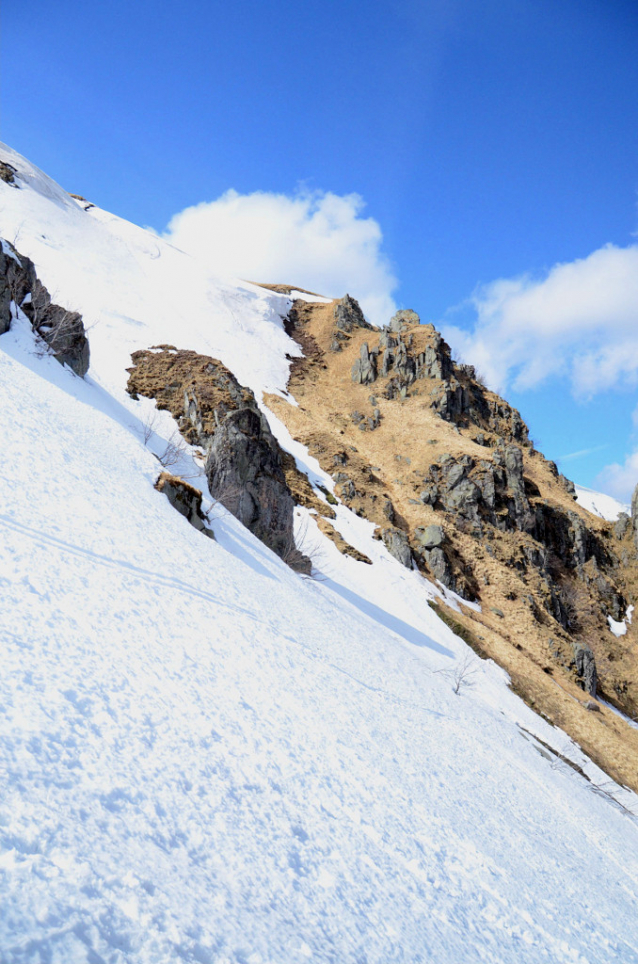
[264,297,638,792]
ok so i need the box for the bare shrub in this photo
[157,431,189,469]
[435,652,479,695]
[141,410,160,446]
[281,513,326,578]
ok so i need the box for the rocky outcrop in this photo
[572,643,598,696]
[351,342,377,385]
[127,348,254,446]
[0,249,12,335]
[0,160,17,184]
[206,407,309,569]
[415,524,445,550]
[0,240,90,376]
[632,483,638,552]
[334,294,373,334]
[388,308,420,332]
[127,347,310,571]
[614,513,631,540]
[331,294,374,352]
[155,473,214,539]
[380,527,413,569]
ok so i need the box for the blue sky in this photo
[3,0,638,497]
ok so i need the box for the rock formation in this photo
[0,239,90,376]
[155,472,214,539]
[261,288,638,760]
[127,347,310,572]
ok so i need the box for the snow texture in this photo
[574,484,629,521]
[2,142,638,963]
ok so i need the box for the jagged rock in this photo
[572,643,597,696]
[128,349,254,446]
[155,472,214,539]
[128,347,309,570]
[419,484,438,505]
[0,160,17,184]
[503,443,534,533]
[0,240,90,376]
[382,499,395,523]
[614,513,631,540]
[444,479,482,522]
[0,249,12,335]
[334,294,373,333]
[414,524,445,550]
[559,474,576,496]
[378,331,397,350]
[388,309,420,332]
[206,407,309,569]
[422,545,451,585]
[632,483,638,552]
[381,527,413,568]
[351,342,378,384]
[420,333,452,380]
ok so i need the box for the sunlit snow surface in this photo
[575,484,629,521]
[2,143,638,963]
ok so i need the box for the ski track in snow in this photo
[2,142,638,963]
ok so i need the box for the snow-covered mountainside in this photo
[575,484,629,521]
[2,143,638,963]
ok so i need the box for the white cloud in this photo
[442,243,638,398]
[595,450,638,505]
[163,188,397,326]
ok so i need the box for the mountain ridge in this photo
[2,142,638,963]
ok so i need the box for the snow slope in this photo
[2,144,638,963]
[575,484,629,521]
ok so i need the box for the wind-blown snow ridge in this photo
[2,143,638,963]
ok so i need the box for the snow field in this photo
[1,143,638,963]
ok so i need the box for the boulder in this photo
[0,160,17,184]
[422,545,451,585]
[155,473,214,539]
[380,527,413,568]
[414,524,445,550]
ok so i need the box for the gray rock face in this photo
[572,643,597,696]
[0,250,12,335]
[614,513,630,540]
[632,484,638,551]
[206,407,308,568]
[422,546,450,585]
[414,524,445,550]
[380,527,413,568]
[334,294,373,333]
[388,308,420,332]
[0,239,90,376]
[351,342,377,385]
